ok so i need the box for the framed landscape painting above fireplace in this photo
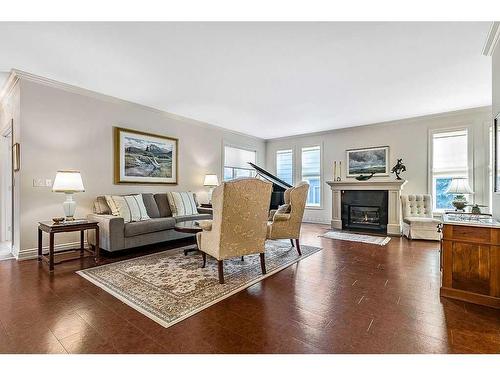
[346,146,389,177]
[114,127,178,184]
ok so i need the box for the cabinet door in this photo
[451,242,491,295]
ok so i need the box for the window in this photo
[276,149,293,185]
[301,146,321,207]
[431,129,469,211]
[223,145,256,181]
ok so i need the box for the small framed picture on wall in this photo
[12,142,20,172]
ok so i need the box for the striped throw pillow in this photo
[105,195,151,223]
[166,192,198,217]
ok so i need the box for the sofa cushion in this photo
[124,217,176,237]
[167,192,198,216]
[154,193,172,217]
[93,196,112,214]
[175,213,212,223]
[105,195,150,223]
[142,193,160,218]
[403,217,441,228]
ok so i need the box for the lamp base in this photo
[452,195,467,212]
[208,187,215,204]
[62,193,77,220]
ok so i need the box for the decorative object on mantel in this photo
[355,172,375,181]
[390,158,406,180]
[52,170,85,221]
[445,177,473,212]
[321,230,391,246]
[51,217,65,224]
[346,146,389,177]
[333,160,342,181]
[77,240,322,328]
[114,126,178,185]
[203,174,219,203]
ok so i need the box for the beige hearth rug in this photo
[77,240,321,328]
[321,230,391,246]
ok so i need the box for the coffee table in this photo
[174,220,203,255]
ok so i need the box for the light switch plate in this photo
[33,178,45,187]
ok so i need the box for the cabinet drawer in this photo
[443,224,492,244]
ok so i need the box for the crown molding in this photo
[0,70,20,103]
[6,69,264,142]
[482,22,500,56]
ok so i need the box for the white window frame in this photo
[275,148,294,186]
[300,144,323,209]
[222,142,258,181]
[427,126,474,214]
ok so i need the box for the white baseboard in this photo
[302,218,330,225]
[18,241,89,261]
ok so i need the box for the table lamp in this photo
[203,174,219,203]
[52,170,85,220]
[445,177,473,212]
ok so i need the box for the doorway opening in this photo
[1,119,14,260]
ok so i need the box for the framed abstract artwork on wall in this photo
[114,127,178,184]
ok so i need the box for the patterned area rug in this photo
[77,240,321,328]
[321,230,391,246]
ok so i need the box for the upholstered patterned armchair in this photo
[266,182,309,255]
[196,178,272,284]
[401,194,441,241]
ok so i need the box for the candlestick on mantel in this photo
[338,161,342,181]
[333,161,337,180]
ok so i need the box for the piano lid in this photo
[248,162,292,190]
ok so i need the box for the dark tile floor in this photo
[0,224,498,353]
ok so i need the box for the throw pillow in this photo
[276,204,291,214]
[93,196,112,215]
[105,194,151,223]
[166,191,198,217]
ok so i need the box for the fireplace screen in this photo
[349,205,381,226]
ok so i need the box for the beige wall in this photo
[491,46,500,218]
[16,79,265,256]
[266,107,491,224]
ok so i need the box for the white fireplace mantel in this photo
[326,179,408,236]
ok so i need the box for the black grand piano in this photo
[248,162,292,209]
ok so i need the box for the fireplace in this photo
[341,190,388,234]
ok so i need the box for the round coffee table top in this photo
[174,220,203,234]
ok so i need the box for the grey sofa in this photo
[87,193,212,252]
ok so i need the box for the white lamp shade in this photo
[203,174,219,187]
[52,171,85,193]
[445,177,473,195]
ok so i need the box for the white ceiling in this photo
[0,22,492,139]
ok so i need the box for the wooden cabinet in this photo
[440,221,500,309]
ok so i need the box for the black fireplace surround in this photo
[341,190,388,234]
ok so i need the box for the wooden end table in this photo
[38,219,100,272]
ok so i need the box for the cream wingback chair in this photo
[266,181,309,255]
[401,194,441,241]
[196,178,272,284]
